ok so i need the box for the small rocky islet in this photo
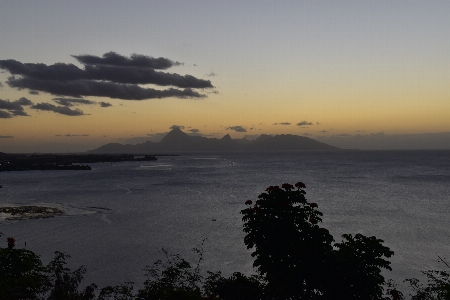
[0,206,64,220]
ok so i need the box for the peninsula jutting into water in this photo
[0,153,157,172]
[88,128,340,153]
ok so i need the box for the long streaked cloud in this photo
[226,126,247,132]
[72,52,181,69]
[273,122,291,125]
[52,97,95,106]
[0,135,14,138]
[52,97,112,108]
[7,77,206,100]
[0,52,213,100]
[30,102,84,116]
[0,60,213,88]
[55,134,89,137]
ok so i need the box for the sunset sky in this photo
[1,1,449,152]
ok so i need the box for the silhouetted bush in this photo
[241,182,393,299]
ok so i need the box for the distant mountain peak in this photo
[221,134,232,140]
[159,128,189,144]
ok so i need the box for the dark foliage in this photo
[241,182,393,299]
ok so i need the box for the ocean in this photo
[1,150,449,291]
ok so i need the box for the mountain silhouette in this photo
[87,129,340,153]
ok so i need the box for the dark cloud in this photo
[0,52,213,100]
[10,110,29,116]
[30,102,84,116]
[0,82,3,87]
[29,90,39,95]
[7,77,206,100]
[273,122,291,125]
[0,110,13,118]
[52,97,95,106]
[319,130,328,133]
[296,121,313,126]
[188,129,200,133]
[0,98,33,118]
[316,122,320,125]
[226,126,247,132]
[1,61,212,89]
[170,125,185,130]
[0,99,26,111]
[206,72,216,77]
[72,52,180,69]
[100,102,112,107]
[81,65,213,88]
[0,135,14,138]
[16,97,33,106]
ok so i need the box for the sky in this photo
[1,0,449,152]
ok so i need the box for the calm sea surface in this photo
[1,150,449,290]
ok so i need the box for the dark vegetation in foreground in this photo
[1,183,449,299]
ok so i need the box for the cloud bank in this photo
[0,52,213,100]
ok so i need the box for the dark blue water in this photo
[1,150,449,290]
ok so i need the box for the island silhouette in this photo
[88,128,340,153]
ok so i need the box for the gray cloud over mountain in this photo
[226,126,247,132]
[296,121,313,126]
[0,52,213,100]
